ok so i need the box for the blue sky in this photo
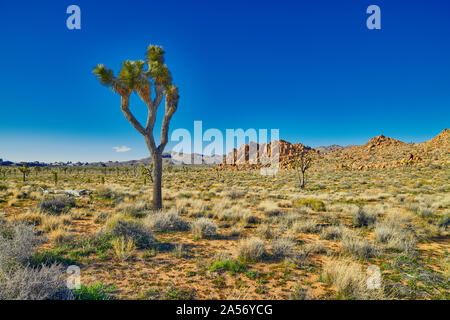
[0,0,449,162]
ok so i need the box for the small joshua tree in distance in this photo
[93,45,179,210]
[18,162,30,182]
[292,151,312,189]
[141,163,154,183]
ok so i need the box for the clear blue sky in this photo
[0,0,449,162]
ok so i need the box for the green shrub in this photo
[210,259,246,273]
[293,199,326,212]
[75,282,115,300]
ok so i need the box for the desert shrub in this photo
[374,213,417,254]
[279,212,301,227]
[0,263,73,300]
[301,242,327,255]
[257,224,275,239]
[37,195,75,215]
[293,198,326,212]
[238,237,266,262]
[342,234,379,259]
[96,185,125,200]
[352,207,377,228]
[320,225,345,240]
[374,221,398,243]
[146,210,189,232]
[103,217,155,249]
[115,201,148,218]
[0,223,38,271]
[406,202,434,218]
[93,211,110,224]
[258,201,281,217]
[241,211,260,224]
[191,218,217,239]
[271,238,296,259]
[293,219,320,233]
[224,189,246,200]
[0,223,72,300]
[322,259,384,300]
[385,234,416,253]
[438,215,450,229]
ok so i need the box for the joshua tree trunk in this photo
[152,152,163,210]
[301,169,306,189]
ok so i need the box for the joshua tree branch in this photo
[152,84,165,111]
[158,95,178,153]
[120,93,146,136]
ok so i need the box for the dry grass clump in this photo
[342,234,379,259]
[37,195,75,215]
[374,211,417,254]
[11,211,43,225]
[320,225,345,240]
[115,200,148,218]
[96,185,128,199]
[322,258,384,299]
[258,200,281,217]
[40,214,71,232]
[240,210,260,224]
[257,224,275,239]
[146,210,189,232]
[238,237,266,262]
[103,216,155,249]
[352,206,378,228]
[303,241,327,254]
[191,218,218,239]
[93,211,111,224]
[187,199,210,217]
[292,219,320,234]
[271,237,296,259]
[111,237,136,261]
[48,229,74,244]
[224,189,246,200]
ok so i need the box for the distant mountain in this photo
[315,144,344,154]
[2,129,448,169]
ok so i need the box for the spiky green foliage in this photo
[93,44,174,94]
[92,65,115,87]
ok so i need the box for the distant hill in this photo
[2,129,448,170]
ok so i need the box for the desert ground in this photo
[0,130,448,300]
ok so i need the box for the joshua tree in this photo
[18,162,30,182]
[93,45,179,210]
[292,151,312,189]
[141,164,154,183]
